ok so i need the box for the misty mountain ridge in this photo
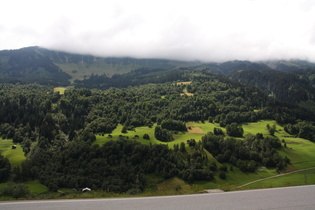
[1,46,315,105]
[38,47,315,75]
[1,46,315,80]
[229,69,315,103]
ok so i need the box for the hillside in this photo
[1,47,315,198]
[264,60,315,72]
[0,47,71,86]
[229,69,315,103]
[1,68,315,198]
[1,46,315,87]
[36,47,201,82]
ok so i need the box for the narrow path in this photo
[237,167,315,188]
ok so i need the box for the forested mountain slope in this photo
[1,46,315,86]
[265,60,315,72]
[229,69,315,103]
[36,47,201,82]
[0,47,71,86]
[1,71,315,193]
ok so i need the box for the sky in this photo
[1,0,315,62]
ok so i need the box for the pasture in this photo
[1,119,314,196]
[94,122,225,147]
[53,86,74,95]
[176,81,192,85]
[93,119,315,191]
[94,124,162,146]
[53,87,66,94]
[242,168,315,190]
[0,139,25,168]
[24,180,48,194]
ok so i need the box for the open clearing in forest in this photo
[176,81,193,96]
[94,124,162,146]
[187,126,205,134]
[176,81,192,85]
[181,88,194,96]
[53,87,67,94]
[0,139,25,168]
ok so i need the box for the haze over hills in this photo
[0,47,71,86]
[1,46,315,80]
[1,46,315,105]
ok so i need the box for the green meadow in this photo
[93,119,315,191]
[242,120,276,136]
[242,168,315,190]
[24,180,47,194]
[53,87,67,94]
[94,122,225,148]
[0,139,25,168]
[53,86,74,95]
[93,124,162,146]
[2,119,315,197]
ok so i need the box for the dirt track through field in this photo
[237,167,315,188]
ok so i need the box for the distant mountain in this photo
[264,60,315,72]
[229,69,315,103]
[201,60,315,75]
[35,47,201,82]
[1,46,315,88]
[202,60,271,75]
[0,47,71,86]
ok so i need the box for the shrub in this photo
[219,165,228,172]
[143,133,150,140]
[219,172,227,179]
[226,123,244,137]
[0,183,31,198]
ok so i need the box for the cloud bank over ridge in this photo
[1,0,315,61]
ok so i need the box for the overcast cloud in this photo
[1,0,315,61]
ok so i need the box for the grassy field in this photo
[94,120,315,170]
[53,86,74,95]
[176,81,192,85]
[94,122,226,148]
[190,166,278,192]
[53,87,67,94]
[93,120,315,191]
[24,180,48,194]
[1,119,315,198]
[0,139,25,168]
[94,120,279,149]
[93,124,163,146]
[242,168,315,190]
[242,120,276,136]
[142,175,196,195]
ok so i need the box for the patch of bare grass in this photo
[176,81,192,85]
[187,126,205,134]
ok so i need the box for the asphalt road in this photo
[1,185,315,210]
